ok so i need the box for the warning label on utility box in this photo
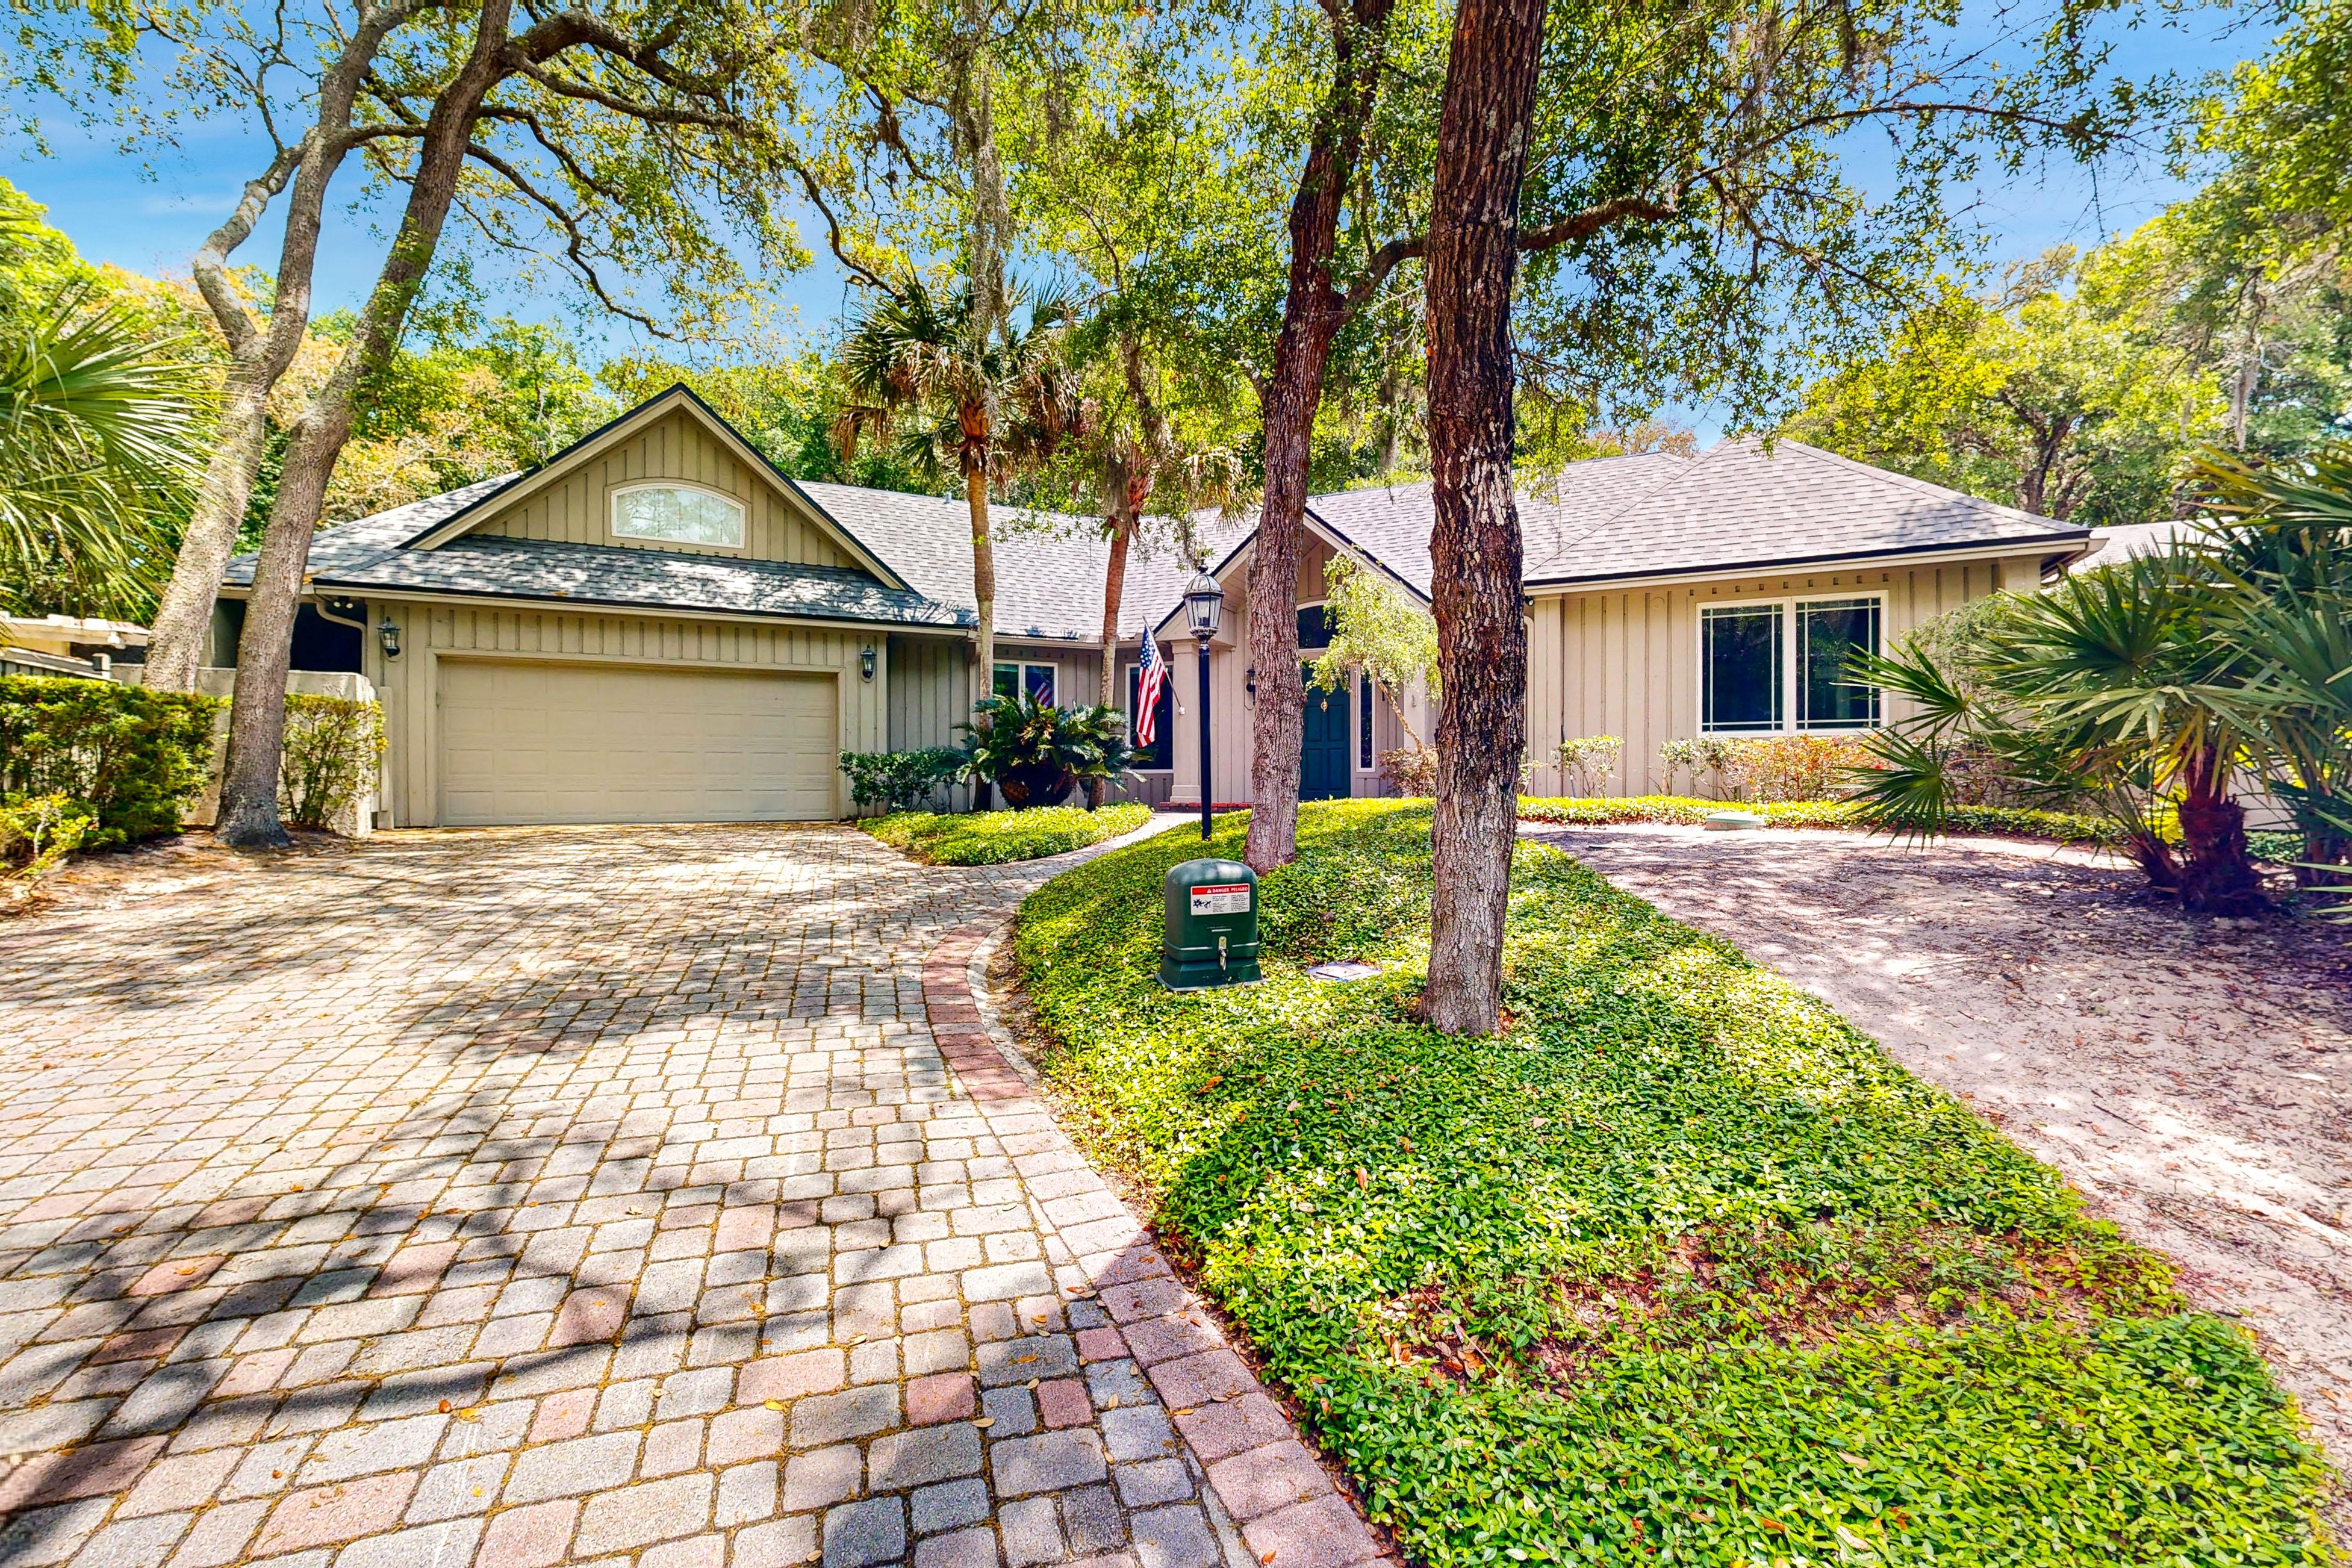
[1189,883,1251,916]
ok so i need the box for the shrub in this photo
[2,792,94,901]
[279,695,385,830]
[1018,802,2326,1565]
[863,801,1150,865]
[1727,733,1880,801]
[962,691,1135,808]
[1514,793,2128,844]
[841,747,969,812]
[1657,735,1737,797]
[1554,733,1622,794]
[0,676,219,847]
[1378,744,1438,795]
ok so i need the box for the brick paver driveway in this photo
[0,826,1369,1568]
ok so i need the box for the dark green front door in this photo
[1301,666,1350,800]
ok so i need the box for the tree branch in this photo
[458,143,668,332]
[191,138,306,354]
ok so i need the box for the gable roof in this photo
[396,384,915,591]
[1523,437,2084,583]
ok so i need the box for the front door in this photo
[1300,666,1350,800]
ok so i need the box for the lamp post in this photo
[1181,569,1224,841]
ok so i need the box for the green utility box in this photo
[1159,858,1263,990]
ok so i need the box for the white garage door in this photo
[437,659,838,826]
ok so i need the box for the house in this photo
[212,384,2089,827]
[1,613,148,679]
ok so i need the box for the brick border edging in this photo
[921,914,1393,1568]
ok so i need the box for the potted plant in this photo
[961,689,1137,808]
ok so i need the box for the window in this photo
[1700,597,1883,733]
[1798,597,1882,729]
[1297,603,1334,651]
[1357,671,1374,768]
[612,484,745,547]
[993,661,1056,704]
[1127,664,1174,770]
[1702,604,1784,732]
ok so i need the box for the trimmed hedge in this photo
[863,801,1151,865]
[1517,793,2128,845]
[1018,801,2327,1566]
[0,676,219,847]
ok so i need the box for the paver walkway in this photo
[0,825,1379,1568]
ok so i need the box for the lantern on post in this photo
[1181,570,1224,841]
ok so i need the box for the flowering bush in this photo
[1728,734,1880,802]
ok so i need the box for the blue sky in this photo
[0,0,2258,399]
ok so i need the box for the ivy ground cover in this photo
[862,801,1151,865]
[1017,800,2329,1566]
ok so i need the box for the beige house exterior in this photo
[213,387,2088,828]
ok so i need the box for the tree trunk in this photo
[215,0,514,846]
[2174,745,2266,915]
[964,447,997,697]
[1417,0,1545,1035]
[145,4,409,688]
[1242,0,1393,873]
[1098,487,1135,709]
[145,375,279,688]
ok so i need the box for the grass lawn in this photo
[862,800,1151,865]
[1017,800,2329,1566]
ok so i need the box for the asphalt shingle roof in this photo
[1303,451,1696,598]
[234,426,2088,641]
[1525,437,2086,582]
[797,482,1250,641]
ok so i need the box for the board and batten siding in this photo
[1168,552,2026,804]
[470,408,853,568]
[364,599,885,826]
[1523,558,2012,797]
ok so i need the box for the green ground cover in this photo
[1516,794,2126,845]
[1018,800,2329,1566]
[862,801,1151,865]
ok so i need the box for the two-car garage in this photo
[434,658,841,826]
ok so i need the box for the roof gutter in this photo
[220,581,975,639]
[1522,530,2092,593]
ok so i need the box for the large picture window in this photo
[1701,597,1882,733]
[611,484,745,547]
[994,661,1056,704]
[1702,604,1784,732]
[1127,664,1174,770]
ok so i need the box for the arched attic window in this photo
[611,483,746,548]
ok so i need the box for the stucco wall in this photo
[365,600,885,826]
[469,408,854,568]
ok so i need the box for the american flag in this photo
[1135,626,1169,747]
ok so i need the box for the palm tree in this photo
[0,284,203,621]
[2189,447,2352,896]
[835,275,1074,706]
[1851,552,2271,914]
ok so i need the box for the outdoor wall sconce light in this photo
[860,644,877,681]
[1244,666,1257,703]
[378,614,401,658]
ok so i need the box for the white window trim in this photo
[1355,669,1377,771]
[609,481,747,550]
[993,659,1060,704]
[1697,591,1886,735]
[1123,660,1176,774]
